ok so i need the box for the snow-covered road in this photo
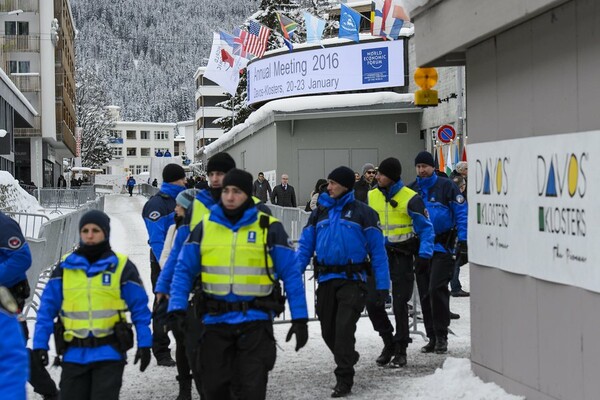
[28,194,521,399]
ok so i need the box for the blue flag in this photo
[339,4,361,42]
[304,12,326,44]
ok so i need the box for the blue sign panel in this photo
[362,47,389,84]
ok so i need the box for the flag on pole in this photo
[372,0,408,39]
[434,147,439,169]
[438,146,445,173]
[277,12,298,40]
[445,144,453,176]
[220,49,235,67]
[233,28,250,59]
[454,139,460,165]
[245,20,271,58]
[205,33,242,95]
[339,3,361,43]
[304,12,326,45]
[462,145,467,161]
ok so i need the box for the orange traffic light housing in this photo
[414,67,439,107]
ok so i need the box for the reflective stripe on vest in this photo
[368,187,416,243]
[61,252,128,342]
[200,212,276,296]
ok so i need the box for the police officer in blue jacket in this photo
[168,169,308,400]
[33,210,152,399]
[0,211,30,399]
[365,157,435,368]
[410,151,468,354]
[296,166,390,398]
[142,163,187,365]
[0,211,60,399]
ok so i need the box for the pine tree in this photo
[76,62,115,168]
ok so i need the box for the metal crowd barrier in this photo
[34,187,97,213]
[138,183,160,198]
[4,196,105,320]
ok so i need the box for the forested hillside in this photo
[71,0,260,122]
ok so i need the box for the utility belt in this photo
[193,283,287,318]
[68,335,118,348]
[435,229,458,251]
[386,237,419,256]
[313,260,371,278]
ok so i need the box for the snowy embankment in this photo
[27,194,523,399]
[0,171,41,213]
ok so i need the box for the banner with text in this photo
[469,131,599,292]
[246,40,406,105]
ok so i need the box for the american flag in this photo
[245,21,271,58]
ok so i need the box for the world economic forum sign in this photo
[246,39,406,105]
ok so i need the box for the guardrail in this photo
[5,196,105,320]
[138,183,160,197]
[34,187,97,213]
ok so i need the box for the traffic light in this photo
[414,67,439,107]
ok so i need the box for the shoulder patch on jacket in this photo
[7,236,22,249]
[149,211,161,220]
[456,194,465,204]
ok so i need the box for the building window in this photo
[109,130,122,138]
[140,130,150,139]
[5,21,29,36]
[140,148,150,156]
[126,130,136,140]
[135,165,142,175]
[142,165,149,173]
[112,147,123,157]
[154,131,169,140]
[126,147,136,156]
[202,76,218,86]
[8,60,30,74]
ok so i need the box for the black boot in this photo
[176,375,193,400]
[331,382,351,398]
[389,343,407,368]
[434,337,448,354]
[421,337,436,353]
[375,333,394,366]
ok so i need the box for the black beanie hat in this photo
[414,151,435,167]
[222,169,253,197]
[79,210,111,238]
[327,166,356,190]
[207,152,236,174]
[377,157,402,182]
[162,163,186,183]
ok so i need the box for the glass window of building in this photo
[154,131,169,140]
[140,130,150,139]
[126,147,136,156]
[126,130,136,140]
[140,148,150,156]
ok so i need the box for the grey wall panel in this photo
[222,125,277,174]
[351,148,379,175]
[531,2,578,137]
[496,21,534,139]
[536,280,583,399]
[575,0,600,132]
[465,38,498,143]
[323,150,350,177]
[500,274,540,389]
[298,149,325,202]
[470,265,504,372]
[581,289,600,400]
[473,362,558,400]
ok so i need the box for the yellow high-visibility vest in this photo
[200,212,276,296]
[368,187,416,243]
[190,196,263,231]
[61,252,128,342]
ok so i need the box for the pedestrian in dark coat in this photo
[252,172,272,203]
[271,174,296,207]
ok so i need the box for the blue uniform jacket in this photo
[168,203,309,324]
[0,309,28,399]
[371,180,435,259]
[142,183,186,261]
[33,250,152,364]
[295,190,390,290]
[155,189,216,295]
[0,212,31,288]
[409,174,468,253]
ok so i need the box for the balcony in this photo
[0,0,39,12]
[14,115,41,137]
[10,73,40,92]
[1,35,40,53]
[56,120,76,156]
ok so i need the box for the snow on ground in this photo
[27,194,523,399]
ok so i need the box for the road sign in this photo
[437,124,456,143]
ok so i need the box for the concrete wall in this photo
[466,1,600,399]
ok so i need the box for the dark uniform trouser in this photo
[199,320,276,400]
[150,251,171,359]
[365,251,414,347]
[60,360,125,400]
[415,252,454,340]
[172,308,205,398]
[316,279,366,389]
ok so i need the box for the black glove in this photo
[374,290,389,308]
[285,318,308,351]
[34,349,49,367]
[166,310,187,334]
[152,297,169,333]
[134,347,151,372]
[413,257,431,274]
[455,241,468,265]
